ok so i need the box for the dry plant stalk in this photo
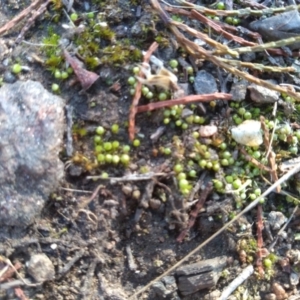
[151,0,300,101]
[260,116,280,192]
[15,0,51,44]
[175,0,300,17]
[128,42,159,140]
[176,182,213,243]
[136,92,232,113]
[256,204,265,277]
[0,0,44,36]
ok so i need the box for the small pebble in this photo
[248,80,280,103]
[27,253,55,282]
[3,71,16,83]
[193,70,217,95]
[268,211,287,230]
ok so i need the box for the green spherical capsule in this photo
[163,109,171,117]
[222,151,231,159]
[289,146,298,154]
[252,151,261,159]
[193,115,205,124]
[128,76,136,85]
[130,88,135,95]
[228,157,235,165]
[54,70,61,79]
[235,117,243,125]
[225,176,233,183]
[244,111,252,120]
[112,141,120,149]
[263,258,272,268]
[177,172,187,180]
[189,76,195,83]
[158,92,167,101]
[206,162,213,169]
[51,83,60,92]
[181,123,188,130]
[111,124,119,134]
[163,118,170,124]
[94,135,101,144]
[11,63,22,74]
[204,151,211,159]
[192,131,200,139]
[185,115,194,124]
[142,86,149,95]
[97,153,105,163]
[219,142,227,150]
[96,126,105,135]
[214,180,223,189]
[232,18,240,25]
[249,193,256,201]
[213,163,220,171]
[105,154,113,163]
[103,142,112,151]
[186,66,193,74]
[232,178,242,189]
[169,59,178,69]
[221,158,229,166]
[175,120,182,127]
[100,172,109,178]
[121,153,130,164]
[87,12,95,19]
[95,145,103,153]
[70,13,78,21]
[174,164,183,173]
[145,91,154,99]
[61,71,68,79]
[189,170,197,178]
[199,159,207,168]
[254,188,261,196]
[216,1,225,9]
[112,155,120,164]
[133,66,140,74]
[225,16,233,24]
[133,139,140,147]
[123,145,131,153]
[179,179,189,189]
[238,107,246,116]
[164,148,171,155]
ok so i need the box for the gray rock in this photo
[193,70,217,95]
[0,80,65,226]
[268,211,287,230]
[230,79,248,102]
[248,80,280,103]
[27,253,55,282]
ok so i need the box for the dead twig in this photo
[0,0,43,36]
[136,93,232,113]
[177,182,213,243]
[128,42,158,140]
[15,0,51,44]
[57,249,85,279]
[86,172,168,182]
[219,265,254,300]
[256,204,265,277]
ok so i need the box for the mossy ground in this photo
[0,0,300,299]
